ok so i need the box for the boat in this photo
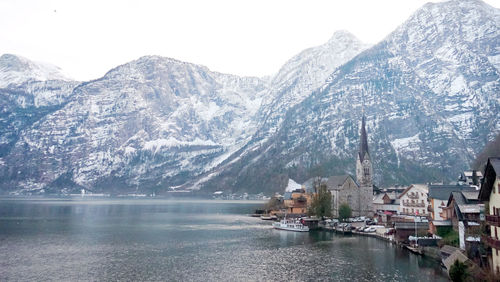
[260,214,278,220]
[272,218,309,232]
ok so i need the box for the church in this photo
[327,115,374,217]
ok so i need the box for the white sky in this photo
[1,0,499,81]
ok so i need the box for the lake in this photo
[0,198,448,281]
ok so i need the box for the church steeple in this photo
[358,115,369,162]
[356,115,373,189]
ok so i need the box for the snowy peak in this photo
[0,54,73,88]
[389,0,499,47]
[256,29,370,137]
[326,30,363,46]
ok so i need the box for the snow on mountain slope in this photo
[257,30,370,139]
[0,55,79,167]
[189,31,371,189]
[0,55,268,192]
[1,0,499,194]
[0,54,72,88]
[200,0,500,193]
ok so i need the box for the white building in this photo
[398,184,429,216]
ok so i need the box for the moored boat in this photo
[260,214,278,220]
[272,218,309,232]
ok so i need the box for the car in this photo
[365,227,376,233]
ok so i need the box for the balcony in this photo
[403,202,426,208]
[482,234,500,249]
[407,194,419,199]
[486,215,500,227]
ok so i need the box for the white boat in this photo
[260,214,278,220]
[272,218,309,232]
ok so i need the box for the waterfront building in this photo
[428,184,477,234]
[327,175,359,217]
[398,184,429,216]
[478,157,500,275]
[326,115,374,218]
[443,190,482,250]
[373,192,400,215]
[283,188,311,215]
[355,115,374,217]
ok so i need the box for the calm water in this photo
[0,198,447,281]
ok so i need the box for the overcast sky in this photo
[1,0,499,81]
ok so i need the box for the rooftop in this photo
[428,184,476,200]
[479,157,500,200]
[326,175,356,190]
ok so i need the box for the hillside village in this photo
[257,116,500,279]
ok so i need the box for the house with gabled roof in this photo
[478,157,500,275]
[443,190,483,250]
[428,184,477,233]
[398,184,429,216]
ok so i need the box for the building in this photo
[355,115,374,216]
[478,157,500,275]
[327,175,359,217]
[443,191,482,250]
[428,184,477,233]
[458,170,483,187]
[373,192,400,225]
[283,188,311,215]
[398,184,429,216]
[326,115,374,218]
[393,219,429,242]
[373,192,400,215]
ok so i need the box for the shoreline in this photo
[320,226,443,262]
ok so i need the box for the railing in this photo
[403,202,426,208]
[486,215,500,227]
[407,194,419,199]
[482,234,500,249]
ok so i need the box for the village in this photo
[254,116,500,281]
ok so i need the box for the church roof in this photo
[326,175,357,190]
[358,115,369,162]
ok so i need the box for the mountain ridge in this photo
[0,0,499,194]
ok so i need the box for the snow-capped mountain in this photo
[0,55,268,192]
[257,30,370,138]
[190,31,370,189]
[1,0,499,194]
[0,54,72,88]
[0,54,79,168]
[199,0,500,193]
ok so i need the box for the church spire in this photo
[359,115,369,162]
